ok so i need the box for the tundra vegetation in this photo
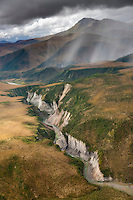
[0,67,133,199]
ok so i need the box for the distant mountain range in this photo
[0,40,11,43]
[0,18,133,82]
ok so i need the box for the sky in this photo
[0,0,133,42]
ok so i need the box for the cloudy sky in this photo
[0,0,133,42]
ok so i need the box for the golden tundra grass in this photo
[75,68,133,121]
[40,82,62,88]
[72,68,133,183]
[0,82,38,140]
[0,139,96,199]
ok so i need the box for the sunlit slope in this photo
[1,140,131,200]
[62,69,133,183]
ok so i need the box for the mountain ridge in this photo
[0,17,133,81]
[116,53,133,63]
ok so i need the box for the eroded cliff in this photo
[27,91,55,115]
[27,84,111,182]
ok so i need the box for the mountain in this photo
[41,18,133,66]
[60,18,133,38]
[0,39,38,57]
[0,34,75,71]
[116,53,133,63]
[0,18,133,81]
[0,37,51,57]
[38,33,132,68]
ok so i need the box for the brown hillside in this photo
[0,34,76,71]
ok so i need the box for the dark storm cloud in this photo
[0,0,133,25]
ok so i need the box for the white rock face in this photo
[47,109,71,130]
[27,92,34,103]
[44,84,72,130]
[27,92,42,107]
[60,111,71,130]
[66,134,89,161]
[27,91,55,115]
[46,109,64,127]
[85,152,104,182]
[27,84,71,116]
[54,132,105,182]
[59,84,71,104]
[68,135,87,154]
[52,100,58,111]
[53,126,67,151]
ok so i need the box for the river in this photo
[7,82,21,85]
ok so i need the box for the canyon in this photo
[27,83,111,182]
[26,82,133,196]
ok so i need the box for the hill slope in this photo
[39,33,133,68]
[116,53,133,63]
[0,34,75,71]
[0,38,40,57]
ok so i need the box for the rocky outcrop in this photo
[84,152,104,182]
[53,126,67,151]
[59,84,71,104]
[66,134,89,161]
[27,84,71,125]
[39,84,72,129]
[27,91,56,115]
[46,109,71,130]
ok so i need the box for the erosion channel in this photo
[26,83,133,196]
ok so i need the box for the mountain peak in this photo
[78,18,96,24]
